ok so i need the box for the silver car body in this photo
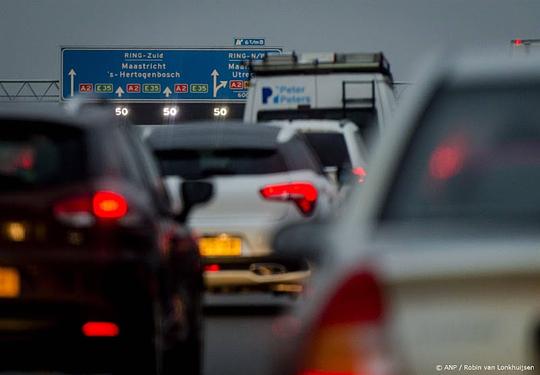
[142,122,337,291]
[268,119,369,169]
[278,54,540,374]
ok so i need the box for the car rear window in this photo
[257,108,377,141]
[304,132,351,169]
[383,84,540,222]
[154,148,288,179]
[0,122,86,192]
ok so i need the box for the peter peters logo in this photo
[262,87,273,104]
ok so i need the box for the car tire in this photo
[112,301,163,375]
[162,288,203,375]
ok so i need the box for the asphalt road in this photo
[203,293,298,375]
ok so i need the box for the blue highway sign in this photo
[61,47,281,102]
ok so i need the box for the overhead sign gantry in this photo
[60,47,282,102]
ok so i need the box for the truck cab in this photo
[243,52,396,142]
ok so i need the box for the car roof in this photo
[141,121,287,151]
[387,53,540,137]
[439,53,540,86]
[268,119,357,133]
[0,102,119,131]
[337,53,540,236]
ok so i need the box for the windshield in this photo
[303,132,351,169]
[257,108,377,141]
[154,148,288,179]
[383,85,540,222]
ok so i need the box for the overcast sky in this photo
[1,0,539,80]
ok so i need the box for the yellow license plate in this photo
[0,267,20,298]
[198,235,242,257]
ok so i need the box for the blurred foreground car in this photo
[272,55,540,375]
[0,105,210,374]
[269,119,369,186]
[142,122,337,294]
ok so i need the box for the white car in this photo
[272,54,540,375]
[268,119,369,185]
[142,122,338,293]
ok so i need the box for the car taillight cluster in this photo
[92,191,128,219]
[53,190,129,227]
[260,182,318,216]
[82,321,120,337]
[297,269,397,375]
[352,167,367,184]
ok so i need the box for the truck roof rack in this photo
[249,52,392,80]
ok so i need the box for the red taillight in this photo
[17,149,35,170]
[53,195,92,215]
[298,269,396,375]
[53,195,94,227]
[53,191,128,226]
[429,144,465,180]
[513,38,523,46]
[204,264,221,272]
[260,182,318,216]
[318,270,384,327]
[92,191,128,219]
[352,167,367,184]
[82,321,119,337]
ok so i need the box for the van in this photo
[243,52,396,141]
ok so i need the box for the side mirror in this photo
[272,220,327,264]
[162,175,182,215]
[178,180,213,222]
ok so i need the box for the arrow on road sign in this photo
[68,69,77,97]
[211,69,227,98]
[116,86,125,98]
[163,86,172,98]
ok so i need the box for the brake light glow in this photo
[204,264,221,272]
[54,191,129,226]
[429,144,465,180]
[82,321,119,337]
[260,182,318,216]
[17,149,35,170]
[54,196,92,215]
[92,191,128,219]
[513,39,523,46]
[352,167,367,184]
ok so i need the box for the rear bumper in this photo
[203,256,310,292]
[191,218,287,257]
[0,317,127,372]
[205,270,311,290]
[0,250,160,371]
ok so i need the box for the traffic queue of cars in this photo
[1,49,539,375]
[140,122,337,294]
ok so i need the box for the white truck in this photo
[243,52,397,142]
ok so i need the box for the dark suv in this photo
[0,105,209,374]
